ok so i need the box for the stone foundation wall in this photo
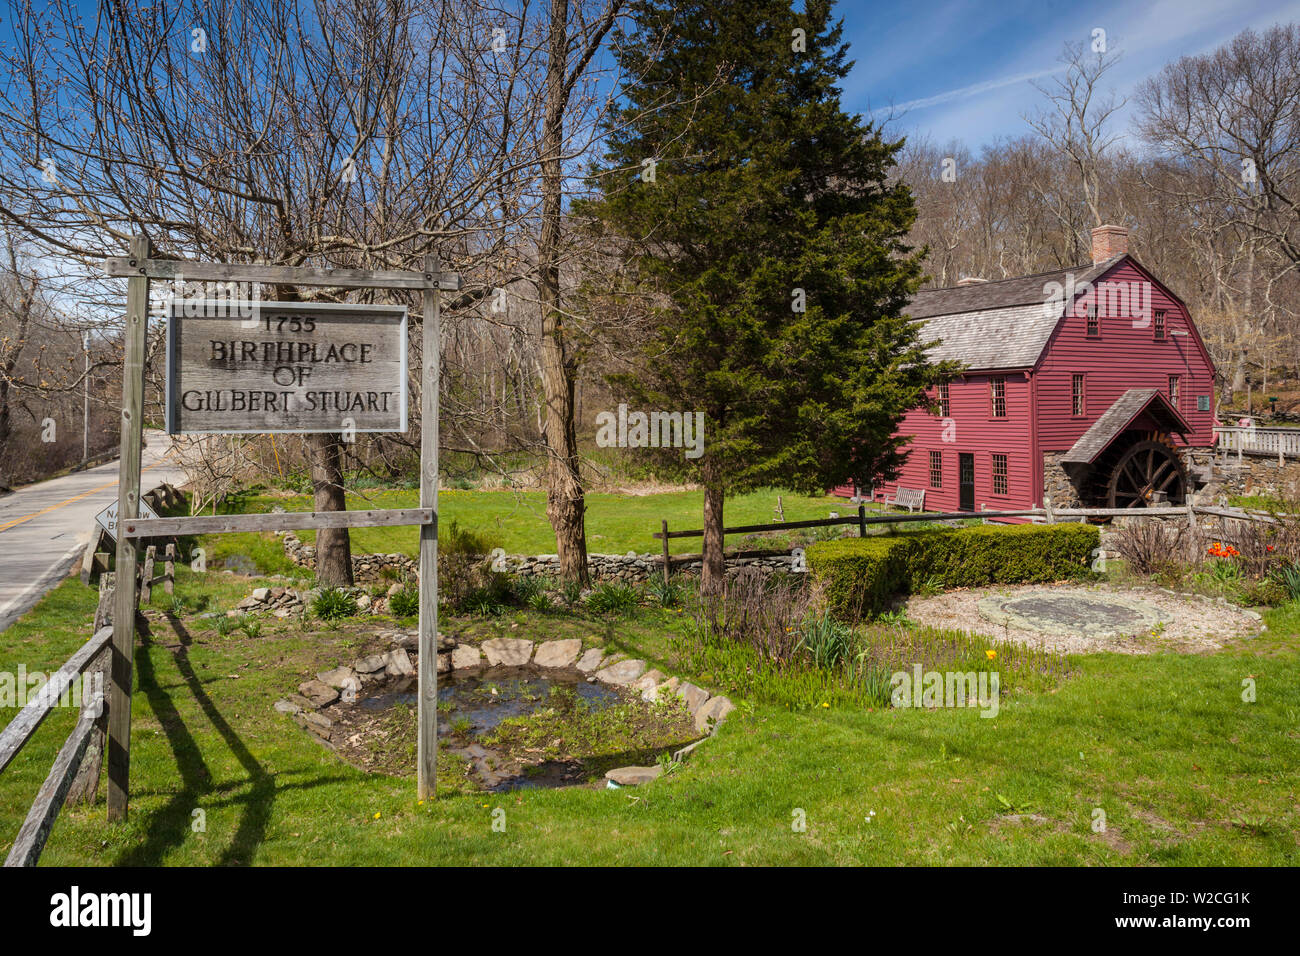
[1041,452,1086,509]
[281,530,796,583]
[1042,447,1225,508]
[1203,453,1300,502]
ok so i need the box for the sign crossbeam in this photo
[121,508,434,538]
[102,257,461,291]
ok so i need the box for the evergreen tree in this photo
[581,0,957,592]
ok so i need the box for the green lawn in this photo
[2,568,1297,865]
[205,486,856,573]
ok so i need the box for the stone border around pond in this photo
[274,630,735,788]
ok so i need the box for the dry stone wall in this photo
[281,530,796,583]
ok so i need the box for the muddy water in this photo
[361,666,622,736]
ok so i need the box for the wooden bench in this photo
[884,487,926,512]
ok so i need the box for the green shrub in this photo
[560,579,584,609]
[511,575,547,604]
[313,587,359,621]
[238,616,262,639]
[646,575,685,608]
[464,588,507,616]
[440,519,508,611]
[1242,576,1288,607]
[585,581,641,615]
[808,523,1099,621]
[389,587,419,618]
[1271,559,1300,602]
[796,614,856,670]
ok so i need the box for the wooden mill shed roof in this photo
[909,256,1122,370]
[1061,388,1192,464]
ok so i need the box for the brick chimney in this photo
[1091,224,1128,264]
[956,276,988,287]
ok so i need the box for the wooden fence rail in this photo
[0,625,113,867]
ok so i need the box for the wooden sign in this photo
[165,300,408,434]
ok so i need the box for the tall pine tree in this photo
[581,0,957,592]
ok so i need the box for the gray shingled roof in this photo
[910,256,1122,370]
[918,302,1059,369]
[1061,388,1191,464]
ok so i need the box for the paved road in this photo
[0,433,187,632]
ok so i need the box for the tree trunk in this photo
[701,458,725,595]
[309,432,353,586]
[538,0,589,584]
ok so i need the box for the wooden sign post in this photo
[106,235,150,821]
[104,241,458,818]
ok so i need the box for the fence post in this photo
[65,646,110,807]
[858,504,866,537]
[661,519,671,586]
[164,542,176,595]
[1044,498,1055,524]
[140,545,156,604]
[1185,492,1201,556]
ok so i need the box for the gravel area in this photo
[904,582,1263,654]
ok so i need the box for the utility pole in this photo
[82,330,90,462]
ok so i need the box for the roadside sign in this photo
[164,299,408,434]
[95,498,158,542]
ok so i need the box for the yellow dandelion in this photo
[986,649,997,660]
[373,812,381,819]
[821,702,830,708]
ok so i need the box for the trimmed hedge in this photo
[807,523,1100,621]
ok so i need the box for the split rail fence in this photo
[652,500,1281,582]
[0,623,112,866]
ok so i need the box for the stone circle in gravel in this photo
[905,583,1262,654]
[977,590,1166,638]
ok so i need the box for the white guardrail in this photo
[1214,425,1300,462]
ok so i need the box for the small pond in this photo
[323,663,698,791]
[361,667,623,735]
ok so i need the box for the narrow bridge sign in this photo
[96,498,159,543]
[165,300,408,434]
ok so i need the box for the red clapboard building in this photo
[836,225,1218,514]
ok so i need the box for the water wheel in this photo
[1105,438,1188,508]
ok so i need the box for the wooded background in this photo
[0,4,1295,581]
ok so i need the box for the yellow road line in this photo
[0,458,172,534]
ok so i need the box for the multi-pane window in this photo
[1168,374,1180,405]
[929,451,943,488]
[992,454,1008,495]
[1086,304,1100,336]
[937,383,950,417]
[1072,373,1086,416]
[1153,310,1166,339]
[990,377,1006,418]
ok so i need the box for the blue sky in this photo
[837,0,1300,150]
